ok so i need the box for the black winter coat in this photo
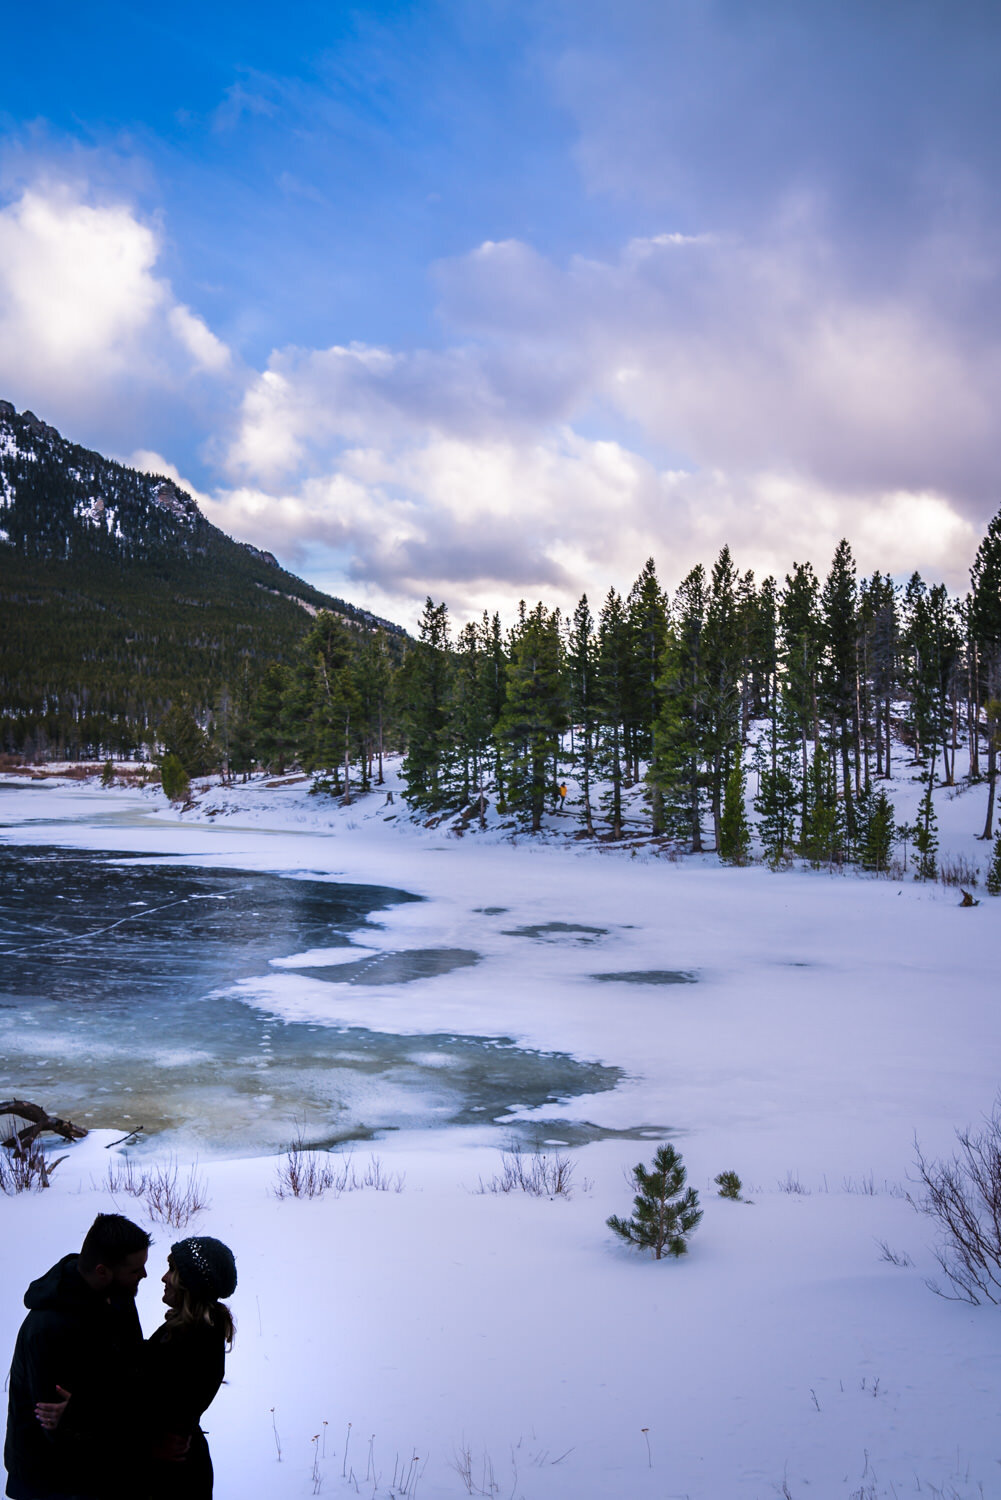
[4,1254,143,1500]
[144,1320,226,1500]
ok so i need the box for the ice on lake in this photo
[0,846,621,1153]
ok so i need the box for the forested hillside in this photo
[0,401,403,758]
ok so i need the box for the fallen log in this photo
[0,1099,89,1151]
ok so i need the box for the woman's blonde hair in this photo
[164,1284,235,1350]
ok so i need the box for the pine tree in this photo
[495,603,566,832]
[160,752,190,804]
[399,599,453,811]
[595,589,631,838]
[745,574,778,723]
[158,704,212,776]
[452,621,494,809]
[566,595,598,835]
[354,628,394,791]
[251,663,295,774]
[858,786,896,873]
[866,571,899,780]
[986,828,1001,895]
[753,704,800,866]
[625,558,668,792]
[606,1145,703,1260]
[484,612,508,810]
[820,539,859,839]
[703,546,743,850]
[649,567,708,851]
[798,743,844,867]
[779,561,823,839]
[297,612,362,800]
[718,747,751,865]
[100,758,114,787]
[224,662,257,781]
[970,508,1001,839]
[913,772,939,881]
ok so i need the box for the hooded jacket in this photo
[4,1254,143,1500]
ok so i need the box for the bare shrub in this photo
[360,1154,405,1192]
[876,1239,913,1267]
[106,1155,208,1228]
[842,1172,877,1195]
[274,1131,405,1200]
[105,1155,147,1198]
[914,1106,1001,1303]
[144,1160,209,1227]
[0,1143,66,1193]
[939,854,980,889]
[779,1172,810,1195]
[475,1145,583,1199]
[274,1131,338,1200]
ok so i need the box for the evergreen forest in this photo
[173,511,1001,878]
[4,401,1001,876]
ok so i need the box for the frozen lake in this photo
[0,840,621,1153]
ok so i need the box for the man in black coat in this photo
[4,1214,150,1500]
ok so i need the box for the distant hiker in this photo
[143,1236,237,1500]
[4,1212,149,1500]
[556,782,568,810]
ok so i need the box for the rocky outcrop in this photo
[240,541,279,567]
[19,410,61,442]
[152,480,201,525]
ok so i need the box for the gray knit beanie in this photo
[170,1236,237,1301]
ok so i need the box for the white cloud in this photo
[205,220,991,621]
[0,184,233,411]
[1,176,988,625]
[0,188,164,375]
[435,230,1001,509]
[204,426,981,630]
[168,305,231,373]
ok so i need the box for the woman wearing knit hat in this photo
[146,1235,237,1499]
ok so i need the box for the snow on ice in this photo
[0,758,998,1499]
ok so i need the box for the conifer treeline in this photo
[186,507,1001,872]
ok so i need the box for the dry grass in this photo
[474,1145,586,1199]
[274,1129,405,1200]
[105,1155,209,1228]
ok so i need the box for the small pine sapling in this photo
[714,1170,742,1200]
[100,759,115,787]
[986,827,1001,896]
[607,1144,702,1259]
[160,753,190,804]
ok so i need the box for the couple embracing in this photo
[4,1214,236,1500]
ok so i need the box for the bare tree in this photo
[914,1103,1001,1304]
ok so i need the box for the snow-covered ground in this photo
[1,761,999,1499]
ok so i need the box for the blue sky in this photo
[2,1,999,625]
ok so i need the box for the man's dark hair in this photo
[79,1213,151,1271]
